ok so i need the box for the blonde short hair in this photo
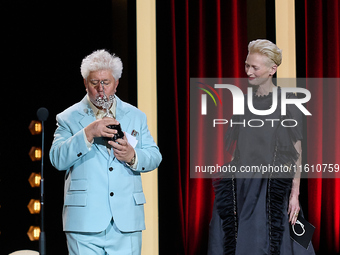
[80,49,123,80]
[248,39,282,66]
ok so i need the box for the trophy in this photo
[95,81,124,141]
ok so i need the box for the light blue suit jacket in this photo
[49,95,162,233]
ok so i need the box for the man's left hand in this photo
[108,132,135,163]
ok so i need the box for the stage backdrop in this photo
[157,0,247,254]
[157,0,340,254]
[300,0,340,253]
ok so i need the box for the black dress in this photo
[207,87,315,255]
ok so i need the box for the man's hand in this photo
[84,117,118,142]
[108,132,135,163]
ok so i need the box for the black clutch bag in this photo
[289,214,315,249]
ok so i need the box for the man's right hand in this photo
[84,117,119,143]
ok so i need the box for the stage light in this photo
[28,120,42,135]
[28,172,41,188]
[29,147,42,161]
[28,110,49,251]
[27,226,40,241]
[27,199,41,214]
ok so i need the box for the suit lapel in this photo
[77,96,110,160]
[115,96,131,133]
[108,96,131,164]
[78,96,95,128]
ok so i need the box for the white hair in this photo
[80,49,123,80]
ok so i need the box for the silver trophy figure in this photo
[95,81,115,118]
[94,81,124,141]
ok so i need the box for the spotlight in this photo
[28,121,42,135]
[27,226,40,241]
[28,172,41,188]
[27,199,41,214]
[29,147,42,161]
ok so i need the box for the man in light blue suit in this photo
[49,50,162,255]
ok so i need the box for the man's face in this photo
[84,69,119,109]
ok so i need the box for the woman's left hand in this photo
[288,194,300,225]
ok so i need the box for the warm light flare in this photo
[29,147,42,161]
[27,199,41,214]
[28,172,41,188]
[27,226,40,241]
[28,120,42,135]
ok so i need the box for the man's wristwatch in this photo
[127,153,136,166]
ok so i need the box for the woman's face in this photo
[245,53,277,86]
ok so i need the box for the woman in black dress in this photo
[208,39,315,255]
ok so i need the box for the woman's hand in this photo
[289,140,302,225]
[288,193,300,225]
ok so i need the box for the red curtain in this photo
[161,0,247,254]
[305,0,340,253]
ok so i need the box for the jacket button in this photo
[142,167,145,170]
[109,167,113,171]
[110,192,114,196]
[77,152,82,157]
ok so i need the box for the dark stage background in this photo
[0,0,339,255]
[0,1,136,254]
